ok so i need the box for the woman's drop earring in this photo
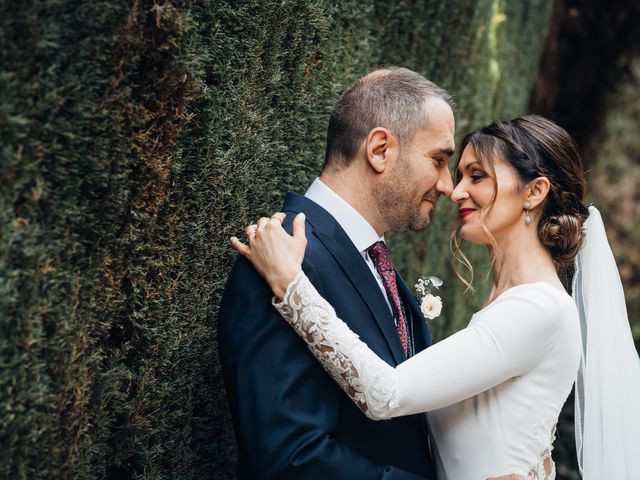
[524,201,532,225]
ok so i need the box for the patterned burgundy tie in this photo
[366,241,410,358]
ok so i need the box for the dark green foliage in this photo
[586,58,640,340]
[1,1,556,478]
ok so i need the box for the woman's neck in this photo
[487,231,560,304]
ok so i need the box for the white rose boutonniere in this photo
[420,294,442,320]
[415,276,443,321]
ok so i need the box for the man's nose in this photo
[437,168,454,197]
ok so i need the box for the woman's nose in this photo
[450,182,468,203]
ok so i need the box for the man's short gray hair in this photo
[324,67,454,168]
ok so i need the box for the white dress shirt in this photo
[305,177,392,313]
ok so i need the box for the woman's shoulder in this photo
[489,282,573,309]
[470,283,579,358]
[474,282,577,328]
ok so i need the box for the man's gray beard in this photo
[372,163,432,232]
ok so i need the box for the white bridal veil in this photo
[572,206,640,479]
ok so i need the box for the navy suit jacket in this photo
[219,193,436,479]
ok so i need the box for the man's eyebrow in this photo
[440,147,455,157]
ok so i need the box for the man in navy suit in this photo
[219,67,455,479]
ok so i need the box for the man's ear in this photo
[526,176,551,209]
[366,127,398,173]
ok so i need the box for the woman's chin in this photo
[459,227,482,245]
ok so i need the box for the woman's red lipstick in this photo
[459,208,476,219]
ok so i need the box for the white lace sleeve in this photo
[273,272,568,420]
[272,271,401,420]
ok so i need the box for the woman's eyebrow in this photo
[457,160,479,173]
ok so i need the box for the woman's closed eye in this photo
[470,171,486,182]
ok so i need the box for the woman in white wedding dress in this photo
[231,116,640,479]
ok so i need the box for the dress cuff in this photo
[271,270,306,310]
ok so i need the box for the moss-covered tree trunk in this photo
[1,1,553,478]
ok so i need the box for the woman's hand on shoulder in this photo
[231,212,307,299]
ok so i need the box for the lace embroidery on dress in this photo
[526,421,558,480]
[272,271,400,420]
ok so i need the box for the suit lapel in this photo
[284,193,432,437]
[282,193,406,365]
[315,231,407,365]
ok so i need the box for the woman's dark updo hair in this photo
[454,115,590,269]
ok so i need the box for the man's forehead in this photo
[416,125,455,152]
